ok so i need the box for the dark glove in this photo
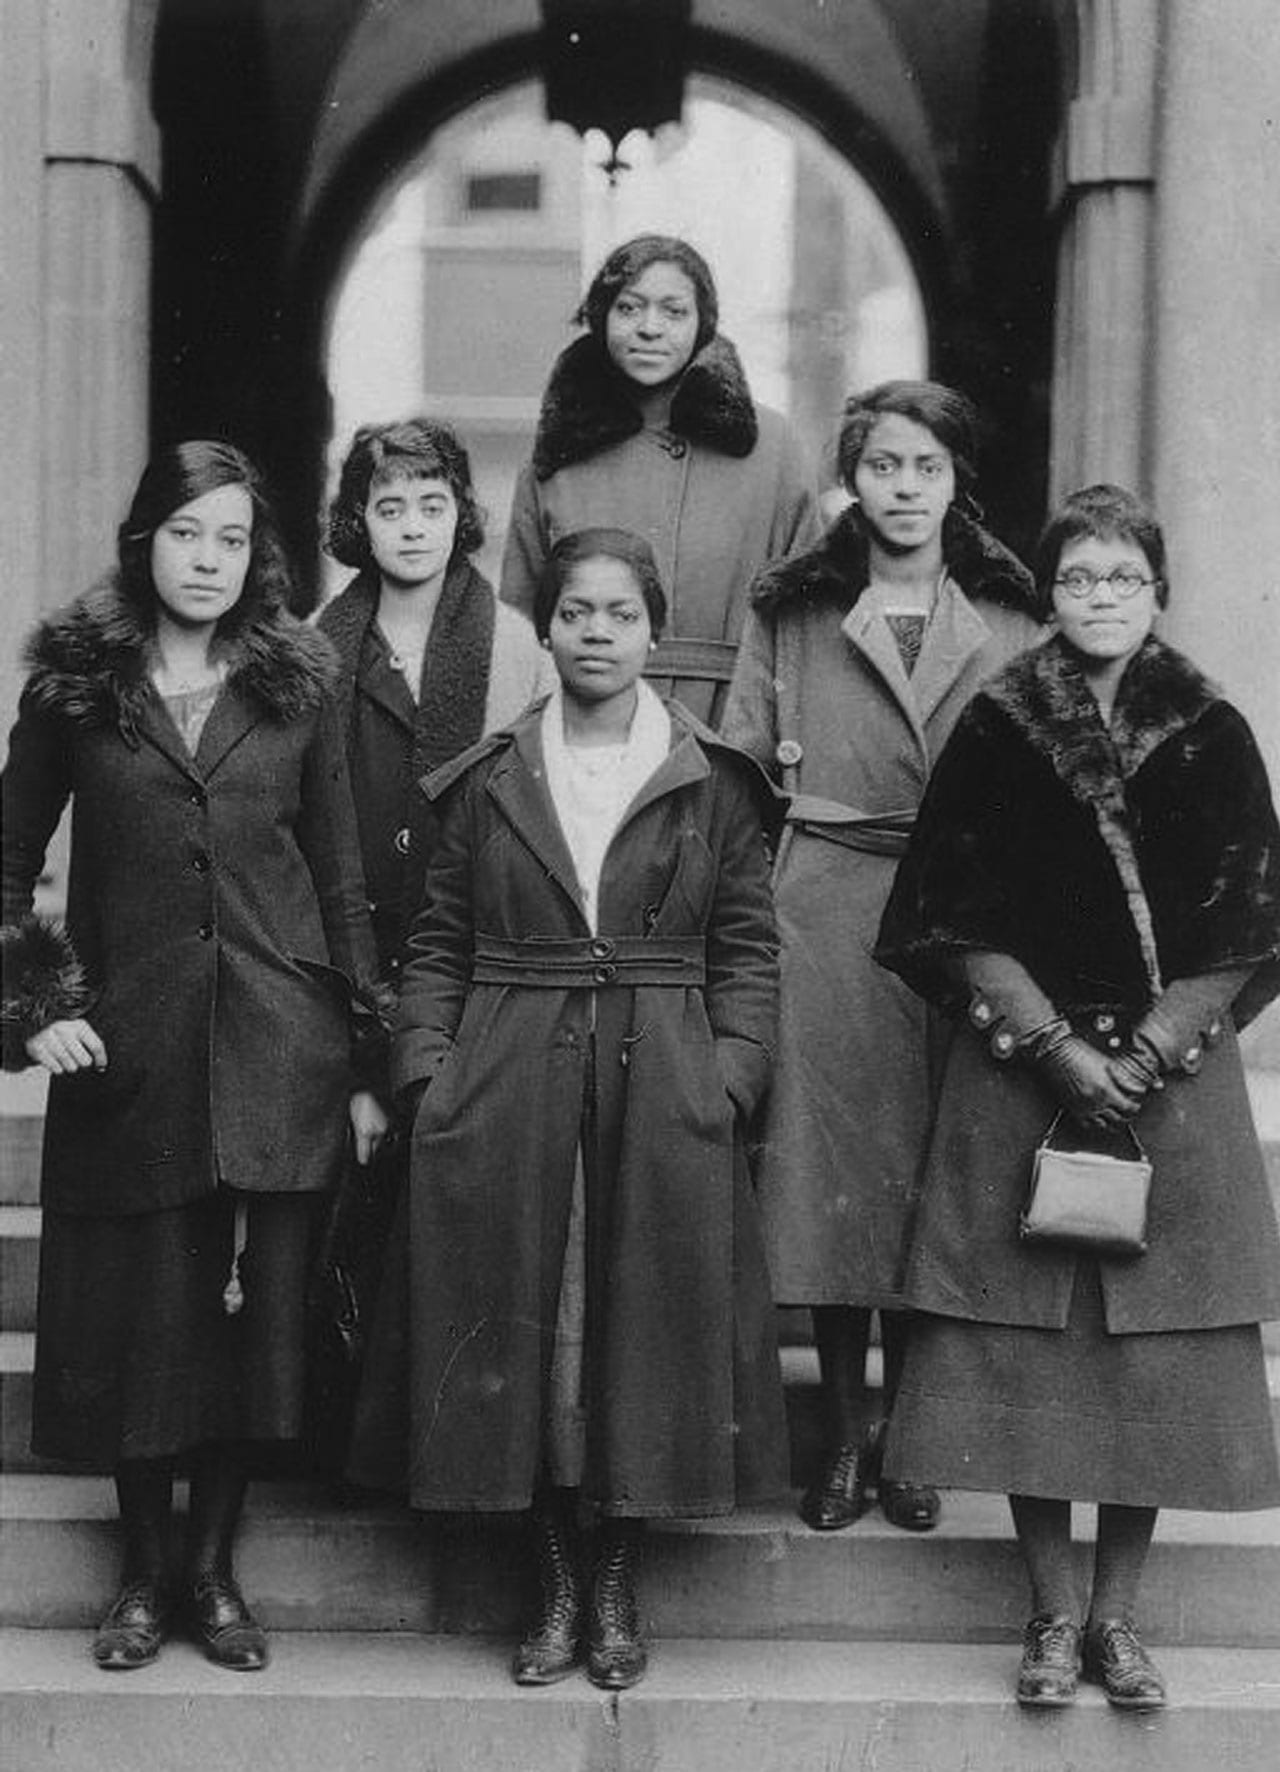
[1129,967,1252,1077]
[1031,1020,1150,1126]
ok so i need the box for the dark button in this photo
[394,827,411,856]
[189,789,205,806]
[588,937,615,961]
[388,956,401,973]
[198,922,214,941]
[192,853,211,874]
[593,964,617,984]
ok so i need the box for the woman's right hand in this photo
[25,1018,107,1075]
[1034,1025,1147,1127]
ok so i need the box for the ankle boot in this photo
[512,1496,584,1685]
[586,1520,647,1690]
[183,1442,268,1671]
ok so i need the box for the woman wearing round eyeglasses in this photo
[875,484,1280,1711]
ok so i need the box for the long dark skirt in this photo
[884,1266,1280,1510]
[33,1189,318,1465]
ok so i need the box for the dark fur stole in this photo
[1,914,91,1065]
[531,333,758,480]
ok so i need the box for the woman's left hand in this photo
[349,1088,390,1166]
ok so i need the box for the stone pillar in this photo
[1150,0,1280,786]
[1047,0,1159,501]
[0,0,159,741]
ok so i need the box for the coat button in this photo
[1094,1013,1116,1032]
[192,852,211,874]
[593,964,617,984]
[991,1029,1016,1059]
[198,922,214,941]
[394,827,411,856]
[776,739,803,768]
[189,788,205,806]
[588,937,615,961]
[969,997,993,1028]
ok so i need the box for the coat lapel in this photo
[134,693,207,784]
[910,578,992,728]
[358,647,416,733]
[192,684,261,778]
[840,598,924,747]
[486,723,587,923]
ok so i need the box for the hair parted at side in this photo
[575,235,719,356]
[1033,483,1169,620]
[533,527,669,642]
[116,439,296,635]
[325,417,485,570]
[836,380,980,511]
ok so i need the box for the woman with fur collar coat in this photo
[875,485,1280,1709]
[0,443,384,1674]
[499,235,820,725]
[721,381,1041,1537]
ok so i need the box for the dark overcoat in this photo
[0,579,380,1216]
[875,633,1280,1333]
[499,334,820,723]
[720,508,1041,1305]
[384,700,786,1516]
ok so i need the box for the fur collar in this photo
[984,633,1222,993]
[22,576,338,736]
[532,333,758,480]
[751,504,1035,616]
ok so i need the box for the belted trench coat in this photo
[380,699,786,1516]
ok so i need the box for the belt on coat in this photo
[471,934,707,987]
[783,795,916,858]
[642,637,738,684]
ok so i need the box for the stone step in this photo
[6,1475,1280,1649]
[4,1631,1280,1772]
[0,1205,39,1330]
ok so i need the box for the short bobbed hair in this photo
[836,379,980,510]
[533,528,668,642]
[117,439,295,635]
[325,418,485,570]
[1033,483,1169,621]
[575,235,718,357]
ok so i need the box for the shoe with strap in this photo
[1016,1612,1082,1707]
[1083,1616,1167,1709]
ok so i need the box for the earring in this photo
[539,636,551,650]
[648,640,658,652]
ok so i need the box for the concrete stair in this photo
[4,1077,1280,1769]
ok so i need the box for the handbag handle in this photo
[1040,1109,1147,1160]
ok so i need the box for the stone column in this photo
[1150,0,1280,786]
[1047,0,1160,501]
[0,0,159,740]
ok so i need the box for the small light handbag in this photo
[1020,1113,1152,1257]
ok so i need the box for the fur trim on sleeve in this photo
[1,914,91,1066]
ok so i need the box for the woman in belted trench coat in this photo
[875,485,1280,1709]
[349,528,785,1690]
[500,233,819,723]
[722,381,1041,1534]
[312,420,552,1465]
[1,442,384,1673]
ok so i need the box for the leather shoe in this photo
[878,1476,941,1532]
[1016,1613,1082,1707]
[1083,1617,1166,1709]
[799,1434,875,1531]
[587,1527,647,1690]
[187,1572,269,1671]
[512,1506,584,1686]
[92,1578,168,1670]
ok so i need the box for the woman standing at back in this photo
[500,234,820,724]
[722,381,1042,1535]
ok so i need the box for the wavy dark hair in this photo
[533,527,668,642]
[836,380,981,516]
[1033,482,1169,621]
[574,235,719,357]
[116,440,295,635]
[325,418,485,570]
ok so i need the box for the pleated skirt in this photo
[32,1188,318,1465]
[884,1267,1280,1510]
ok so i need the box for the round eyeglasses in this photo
[1053,566,1158,599]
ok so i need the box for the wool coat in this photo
[0,578,380,1217]
[499,334,820,724]
[720,508,1041,1306]
[875,633,1280,1333]
[378,700,786,1516]
[318,561,553,980]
